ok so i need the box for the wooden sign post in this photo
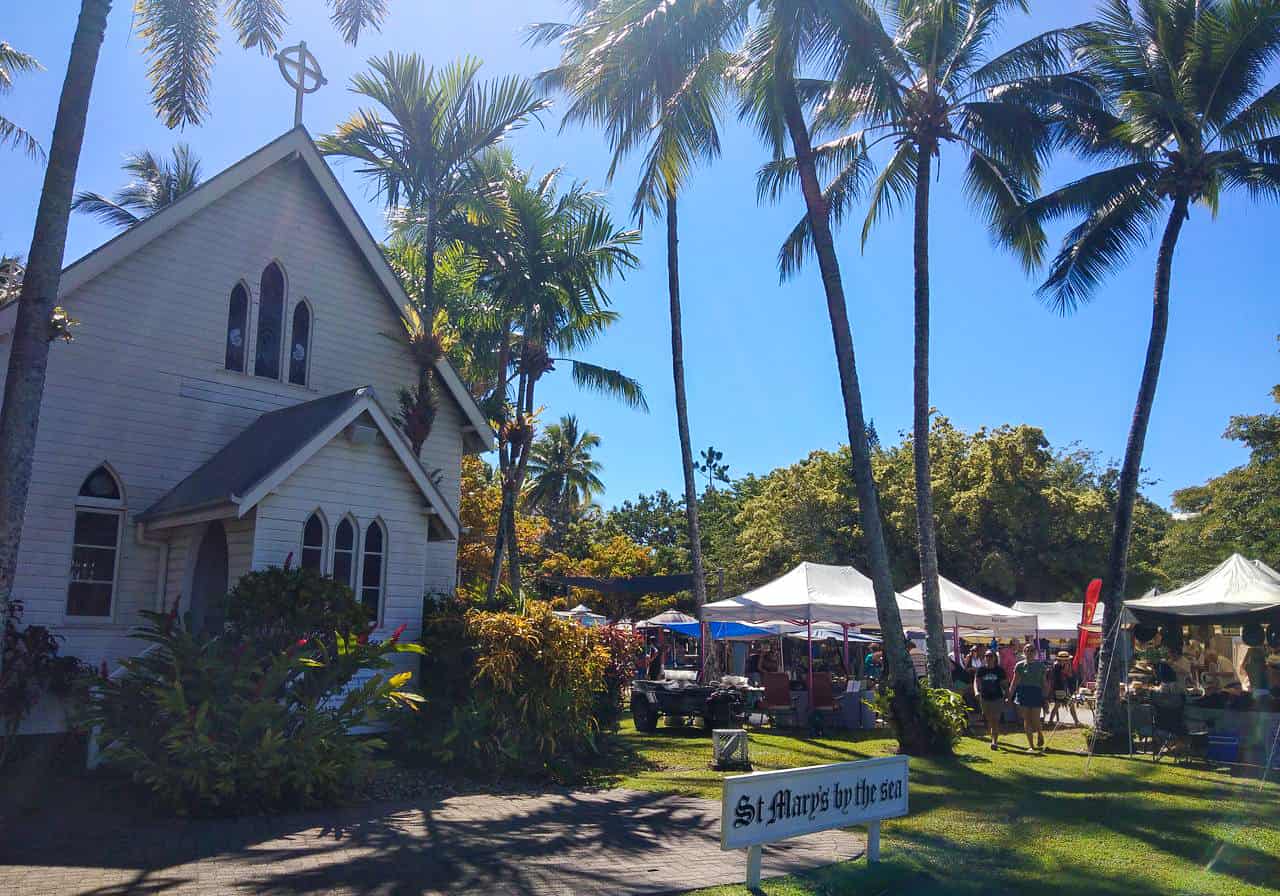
[721,755,909,887]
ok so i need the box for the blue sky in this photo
[4,1,1276,511]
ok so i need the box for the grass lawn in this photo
[594,718,1280,895]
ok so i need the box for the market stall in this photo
[1119,554,1280,767]
[552,604,608,627]
[903,576,1038,667]
[702,562,921,727]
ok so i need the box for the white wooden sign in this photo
[721,756,909,886]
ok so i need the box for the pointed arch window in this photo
[67,465,124,618]
[254,262,285,379]
[301,511,326,573]
[360,520,386,621]
[225,283,248,372]
[288,301,311,386]
[332,517,356,589]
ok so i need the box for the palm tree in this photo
[1,40,44,161]
[531,0,744,628]
[319,53,549,309]
[479,160,645,600]
[0,0,391,658]
[736,0,939,754]
[761,0,1084,687]
[525,415,605,546]
[71,144,202,229]
[1005,0,1280,749]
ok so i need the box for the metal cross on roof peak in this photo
[274,41,327,128]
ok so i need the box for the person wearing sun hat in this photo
[1047,650,1080,727]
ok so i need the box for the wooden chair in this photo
[760,672,796,728]
[811,672,838,713]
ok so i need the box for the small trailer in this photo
[629,675,757,732]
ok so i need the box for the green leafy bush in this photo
[86,574,423,816]
[225,566,371,653]
[867,685,966,751]
[394,599,608,781]
[1,599,85,765]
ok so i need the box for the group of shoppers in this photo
[970,644,1080,753]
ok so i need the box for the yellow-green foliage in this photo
[398,599,609,780]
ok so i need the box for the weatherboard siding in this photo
[253,430,430,642]
[8,155,464,682]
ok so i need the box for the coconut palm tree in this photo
[736,0,941,754]
[479,160,645,600]
[525,415,605,545]
[530,0,746,623]
[0,0,392,649]
[1004,0,1280,749]
[1,40,43,161]
[319,53,549,308]
[761,0,1085,687]
[71,144,202,229]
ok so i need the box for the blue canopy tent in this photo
[664,621,774,641]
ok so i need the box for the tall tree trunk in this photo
[505,372,537,600]
[1092,195,1188,750]
[665,189,716,677]
[0,0,112,625]
[776,73,939,755]
[912,148,949,689]
[486,445,511,603]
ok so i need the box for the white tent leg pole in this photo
[1260,719,1280,791]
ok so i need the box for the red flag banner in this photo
[1073,579,1103,673]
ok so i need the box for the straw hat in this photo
[1056,650,1072,659]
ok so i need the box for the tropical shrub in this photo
[86,588,423,815]
[225,565,371,652]
[395,600,609,781]
[592,624,645,731]
[1,599,85,765]
[868,685,966,751]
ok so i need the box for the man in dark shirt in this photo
[973,650,1008,750]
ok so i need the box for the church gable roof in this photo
[57,127,494,453]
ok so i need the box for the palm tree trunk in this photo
[665,189,716,676]
[912,148,949,689]
[506,373,537,599]
[0,0,112,624]
[1092,194,1188,750]
[775,73,938,755]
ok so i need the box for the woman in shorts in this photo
[1008,643,1049,752]
[972,650,1008,750]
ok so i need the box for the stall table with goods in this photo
[1120,554,1280,769]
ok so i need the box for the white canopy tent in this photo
[701,562,924,627]
[1012,601,1106,639]
[553,604,608,627]
[1123,553,1280,623]
[638,609,698,627]
[903,576,1037,633]
[702,562,922,694]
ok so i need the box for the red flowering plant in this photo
[591,624,645,731]
[83,568,423,815]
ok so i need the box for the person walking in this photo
[1047,650,1081,727]
[973,650,1008,750]
[1008,643,1050,753]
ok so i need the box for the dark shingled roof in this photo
[139,387,369,521]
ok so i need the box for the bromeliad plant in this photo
[86,587,423,815]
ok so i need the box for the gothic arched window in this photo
[254,262,286,379]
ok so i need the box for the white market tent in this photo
[903,575,1038,634]
[1012,601,1106,639]
[553,604,608,627]
[1123,553,1280,622]
[639,609,698,627]
[701,562,924,627]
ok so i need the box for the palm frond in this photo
[0,40,42,92]
[0,116,44,162]
[569,360,648,411]
[135,0,220,129]
[226,0,287,54]
[326,0,390,45]
[70,192,144,229]
[860,140,918,247]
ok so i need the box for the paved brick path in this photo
[3,788,863,895]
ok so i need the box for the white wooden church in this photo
[0,128,493,729]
